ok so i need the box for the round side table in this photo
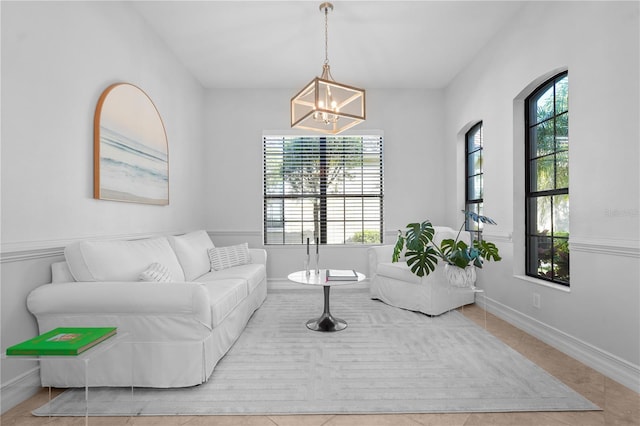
[288,270,365,332]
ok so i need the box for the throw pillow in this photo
[208,243,251,271]
[139,262,173,282]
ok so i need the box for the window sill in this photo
[514,275,571,293]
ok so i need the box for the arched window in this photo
[525,72,569,285]
[465,122,483,238]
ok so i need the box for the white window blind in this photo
[263,135,383,245]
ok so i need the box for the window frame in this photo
[465,122,483,238]
[263,134,384,246]
[524,71,569,286]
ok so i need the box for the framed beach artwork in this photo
[94,83,169,205]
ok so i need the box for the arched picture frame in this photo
[94,83,169,205]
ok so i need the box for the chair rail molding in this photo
[570,236,639,258]
[0,246,65,263]
[0,231,187,263]
[480,230,513,243]
[207,229,262,238]
[384,230,514,244]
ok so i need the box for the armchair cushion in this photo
[376,262,422,285]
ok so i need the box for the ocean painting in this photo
[95,83,169,205]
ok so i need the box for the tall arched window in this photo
[525,72,569,285]
[465,122,483,239]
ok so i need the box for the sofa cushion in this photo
[168,230,215,281]
[139,262,173,282]
[198,263,266,293]
[65,237,185,282]
[376,262,423,285]
[208,243,250,271]
[200,279,248,327]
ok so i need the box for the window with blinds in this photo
[263,135,383,245]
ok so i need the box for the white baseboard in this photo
[1,367,41,415]
[482,294,640,393]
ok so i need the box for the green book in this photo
[6,327,117,356]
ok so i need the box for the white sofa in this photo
[368,226,475,316]
[26,230,267,388]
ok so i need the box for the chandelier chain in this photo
[324,6,329,65]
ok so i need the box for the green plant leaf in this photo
[474,240,502,262]
[440,239,469,264]
[405,221,434,252]
[463,210,497,225]
[439,238,456,257]
[392,233,405,263]
[405,246,439,277]
[447,249,472,269]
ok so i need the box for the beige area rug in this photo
[34,287,599,416]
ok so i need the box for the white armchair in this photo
[368,226,476,316]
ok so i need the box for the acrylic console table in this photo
[3,332,130,425]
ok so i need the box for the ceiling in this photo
[132,1,525,90]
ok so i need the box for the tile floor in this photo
[2,304,639,426]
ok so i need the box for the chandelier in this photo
[290,2,366,135]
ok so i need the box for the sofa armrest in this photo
[367,245,395,278]
[249,248,267,265]
[27,281,212,328]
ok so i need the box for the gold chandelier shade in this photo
[291,75,366,135]
[290,2,366,135]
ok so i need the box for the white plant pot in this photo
[444,264,477,288]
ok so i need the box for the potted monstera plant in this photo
[392,211,502,287]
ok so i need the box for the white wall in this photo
[1,1,205,409]
[444,1,640,390]
[1,1,206,245]
[204,88,446,278]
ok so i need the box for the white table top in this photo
[287,270,366,286]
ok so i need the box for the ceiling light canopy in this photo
[291,2,366,135]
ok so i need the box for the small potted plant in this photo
[392,211,501,287]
